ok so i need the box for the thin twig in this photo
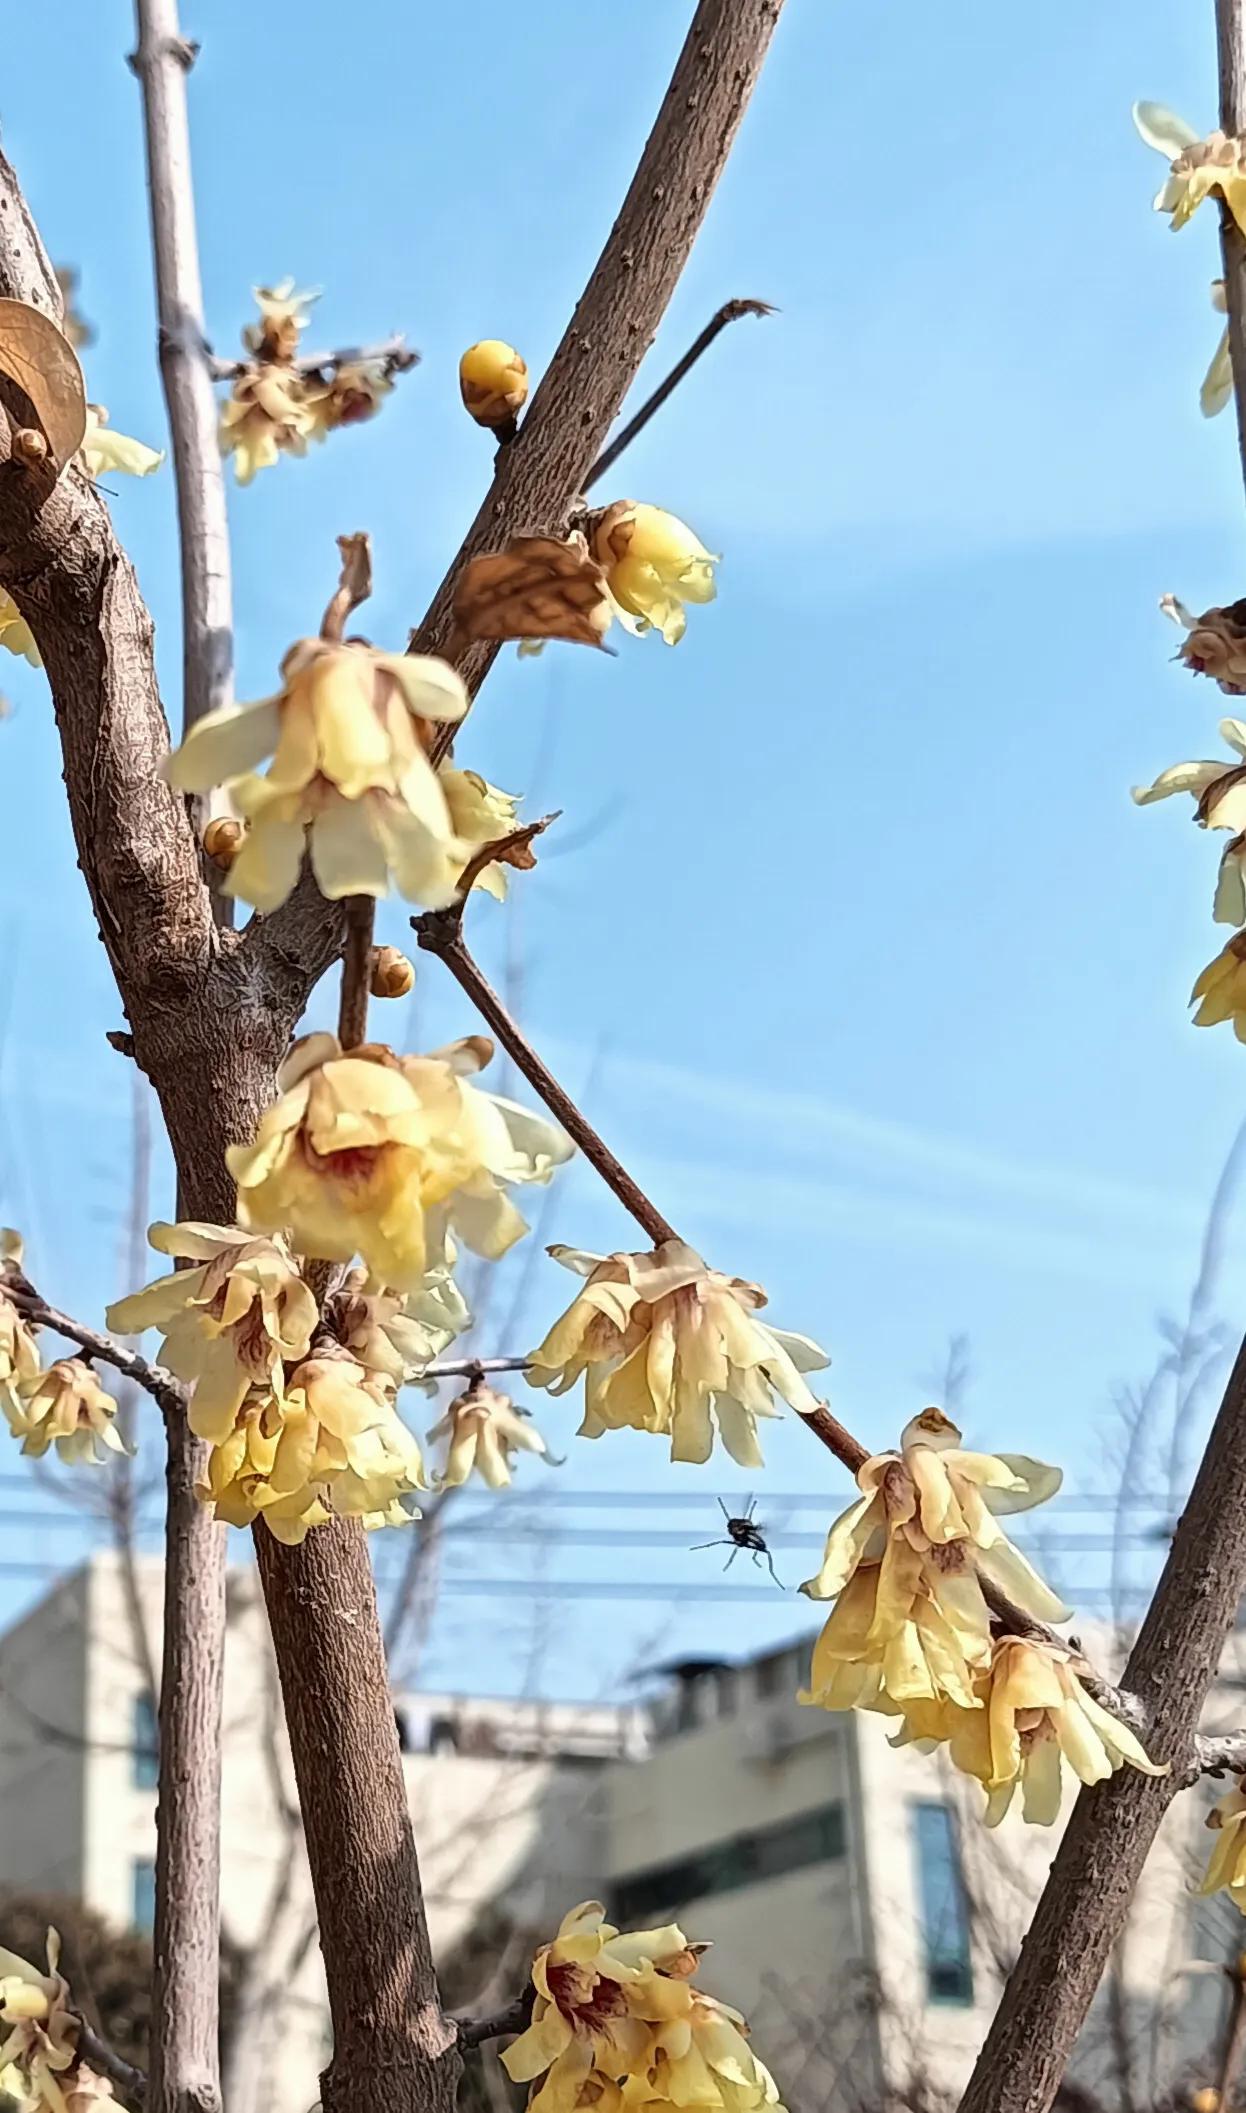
[131,0,233,739]
[208,336,417,384]
[76,2019,149,2105]
[1,1271,187,1420]
[1218,0,1246,493]
[455,814,559,901]
[456,1990,534,2050]
[583,297,774,492]
[413,916,676,1245]
[422,1356,534,1381]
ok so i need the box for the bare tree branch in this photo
[247,0,789,982]
[954,1331,1246,2113]
[456,1990,534,2050]
[1,1275,186,1419]
[131,0,234,738]
[76,2018,149,2106]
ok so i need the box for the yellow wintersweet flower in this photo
[0,1234,41,1421]
[1159,595,1246,696]
[459,340,529,430]
[198,1353,425,1543]
[527,1240,828,1468]
[1197,1777,1246,1910]
[590,503,719,645]
[624,1991,786,2113]
[1133,102,1246,237]
[81,406,163,480]
[227,1033,571,1293]
[107,1221,317,1444]
[8,1360,127,1465]
[305,361,393,440]
[895,1636,1166,1826]
[798,1551,984,1715]
[219,365,319,484]
[0,1931,77,2113]
[0,592,39,667]
[168,633,470,917]
[441,768,522,899]
[803,1406,1067,1621]
[502,1903,694,2097]
[333,1261,471,1384]
[1191,933,1246,1037]
[1205,282,1233,419]
[429,1382,552,1488]
[165,635,470,911]
[243,281,318,361]
[1132,718,1246,828]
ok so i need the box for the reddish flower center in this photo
[546,1961,629,2037]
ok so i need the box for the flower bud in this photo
[1190,2091,1220,2113]
[459,341,529,431]
[370,946,415,999]
[203,817,245,870]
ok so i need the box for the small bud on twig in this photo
[459,339,529,438]
[202,816,245,870]
[12,427,48,466]
[369,946,415,1000]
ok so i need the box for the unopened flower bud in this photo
[370,946,415,999]
[1190,2091,1220,2113]
[459,341,528,431]
[203,817,245,870]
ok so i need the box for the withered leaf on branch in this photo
[453,533,613,648]
[0,299,88,471]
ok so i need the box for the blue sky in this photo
[0,0,1243,1694]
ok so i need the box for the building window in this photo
[612,1801,845,1925]
[132,1692,159,1791]
[911,1802,974,2006]
[131,1858,156,1935]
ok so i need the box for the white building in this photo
[0,1562,1241,2113]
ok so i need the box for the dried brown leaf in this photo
[320,531,373,641]
[453,534,612,648]
[0,299,88,471]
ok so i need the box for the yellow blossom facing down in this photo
[165,635,470,912]
[1133,102,1246,237]
[1159,596,1246,696]
[459,340,529,429]
[623,1990,786,2113]
[798,1550,985,1715]
[1197,1777,1246,1910]
[428,1383,552,1488]
[502,1903,697,2096]
[894,1636,1167,1826]
[333,1260,471,1384]
[1132,719,1246,826]
[243,281,318,361]
[528,1240,828,1468]
[590,503,719,646]
[0,1931,77,2113]
[1205,282,1233,419]
[80,406,163,480]
[1191,934,1246,1037]
[219,365,319,484]
[7,1360,127,1466]
[107,1221,317,1444]
[441,768,522,899]
[801,1407,1068,1628]
[305,361,394,439]
[0,1235,41,1422]
[227,1033,571,1294]
[0,593,39,667]
[197,1353,425,1543]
